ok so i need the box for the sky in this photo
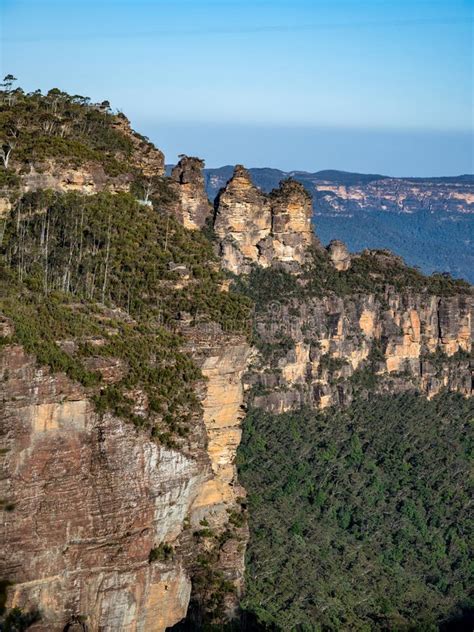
[1,0,472,176]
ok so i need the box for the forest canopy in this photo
[238,392,474,631]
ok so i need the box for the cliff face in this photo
[18,115,165,197]
[248,289,472,414]
[0,320,250,631]
[214,166,317,274]
[2,108,164,201]
[182,324,252,618]
[1,88,473,631]
[19,160,134,195]
[1,342,198,631]
[313,178,474,215]
[208,167,472,417]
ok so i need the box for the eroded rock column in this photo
[170,156,212,230]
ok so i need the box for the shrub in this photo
[148,543,174,563]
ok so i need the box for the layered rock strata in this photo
[182,323,252,617]
[214,166,317,274]
[0,319,250,631]
[7,114,164,198]
[170,157,212,230]
[248,291,473,414]
[20,160,134,195]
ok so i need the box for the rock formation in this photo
[170,156,212,230]
[214,166,318,274]
[267,179,314,264]
[327,239,351,271]
[213,165,271,274]
[5,112,165,198]
[1,87,472,631]
[0,320,251,631]
[20,160,134,195]
[111,113,165,178]
[249,290,472,414]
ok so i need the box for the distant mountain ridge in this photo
[165,165,473,191]
[166,165,474,283]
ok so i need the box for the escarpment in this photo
[0,341,202,631]
[247,287,472,414]
[17,113,166,197]
[210,165,471,419]
[0,86,253,631]
[0,90,164,201]
[0,317,250,631]
[1,86,473,631]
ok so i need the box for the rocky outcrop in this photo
[170,157,212,230]
[249,291,473,414]
[9,114,164,198]
[214,167,318,274]
[111,114,165,178]
[186,324,251,513]
[213,166,271,274]
[183,323,252,617]
[0,197,12,217]
[0,319,251,630]
[265,179,314,266]
[327,239,351,271]
[20,160,133,195]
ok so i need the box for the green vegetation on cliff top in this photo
[1,83,473,632]
[0,83,138,183]
[234,248,470,313]
[0,190,251,445]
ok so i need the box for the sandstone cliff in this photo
[17,115,165,198]
[248,289,472,414]
[170,157,212,230]
[214,166,318,274]
[0,317,250,631]
[0,86,251,629]
[1,87,473,631]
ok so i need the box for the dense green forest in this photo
[237,393,473,631]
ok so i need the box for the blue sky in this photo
[1,0,472,175]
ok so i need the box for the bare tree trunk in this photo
[0,219,6,247]
[164,215,170,251]
[101,215,112,303]
[43,214,50,293]
[0,145,13,169]
[78,204,85,262]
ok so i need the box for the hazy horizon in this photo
[148,120,473,177]
[2,0,472,176]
